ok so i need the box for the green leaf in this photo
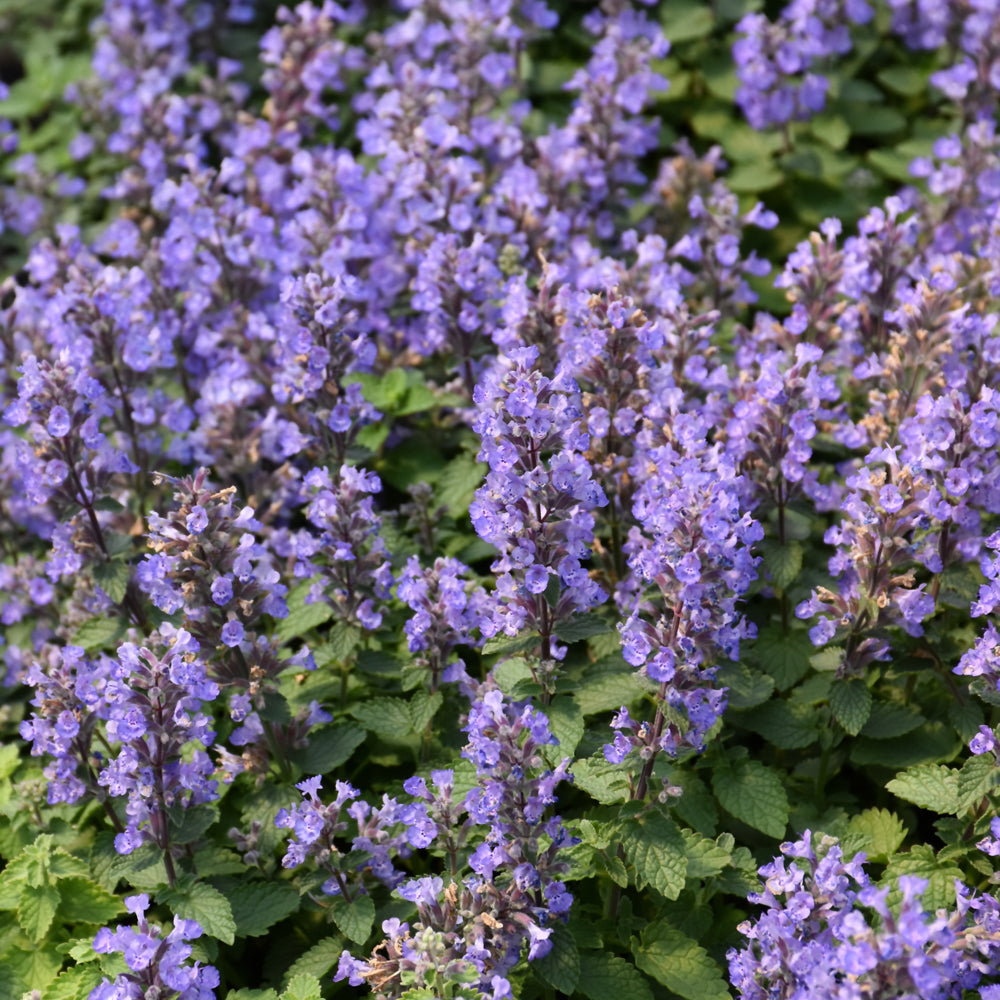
[553,613,612,643]
[683,831,731,879]
[860,701,925,740]
[573,756,632,805]
[750,628,813,690]
[43,964,105,1000]
[483,632,540,656]
[281,974,324,1000]
[190,847,247,877]
[168,803,219,845]
[886,764,959,815]
[660,0,714,42]
[158,882,236,945]
[73,617,128,652]
[876,65,927,96]
[841,104,906,136]
[229,880,300,938]
[276,583,334,643]
[956,755,1000,814]
[93,559,132,604]
[717,662,773,710]
[810,112,851,150]
[741,700,818,749]
[760,540,803,588]
[883,845,965,912]
[350,698,414,741]
[17,883,60,941]
[577,952,653,1000]
[574,668,645,717]
[352,369,407,410]
[673,774,719,836]
[829,678,872,735]
[533,922,579,995]
[57,878,124,924]
[282,935,344,986]
[288,723,366,774]
[226,990,279,1000]
[493,657,536,694]
[435,451,486,519]
[319,622,362,664]
[329,893,374,945]
[409,690,443,734]
[619,805,686,900]
[725,159,783,194]
[546,696,584,757]
[850,722,961,769]
[633,921,729,1000]
[712,759,789,839]
[7,942,62,990]
[844,808,907,862]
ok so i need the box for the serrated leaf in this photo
[553,613,612,643]
[574,669,645,717]
[350,698,414,741]
[883,846,964,912]
[17,883,59,941]
[598,853,629,887]
[281,973,323,1000]
[73,617,128,652]
[573,756,632,804]
[226,991,279,1000]
[190,847,247,877]
[7,942,62,990]
[322,621,362,663]
[329,893,374,945]
[845,808,907,862]
[577,952,653,1000]
[760,540,803,588]
[158,882,236,945]
[956,755,1000,814]
[493,657,535,693]
[633,921,729,1000]
[276,584,334,644]
[229,880,299,937]
[43,964,104,1000]
[409,690,443,734]
[683,831,731,879]
[93,559,132,604]
[876,65,927,96]
[712,759,789,839]
[533,922,579,994]
[886,764,959,814]
[282,935,344,986]
[850,722,961,769]
[57,878,124,924]
[168,803,219,845]
[619,805,686,900]
[288,723,366,774]
[830,678,872,735]
[740,700,818,749]
[750,628,813,690]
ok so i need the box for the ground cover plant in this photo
[3,0,1000,997]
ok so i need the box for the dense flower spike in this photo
[471,345,607,669]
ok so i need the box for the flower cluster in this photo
[90,894,219,1000]
[729,831,1000,999]
[335,688,574,999]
